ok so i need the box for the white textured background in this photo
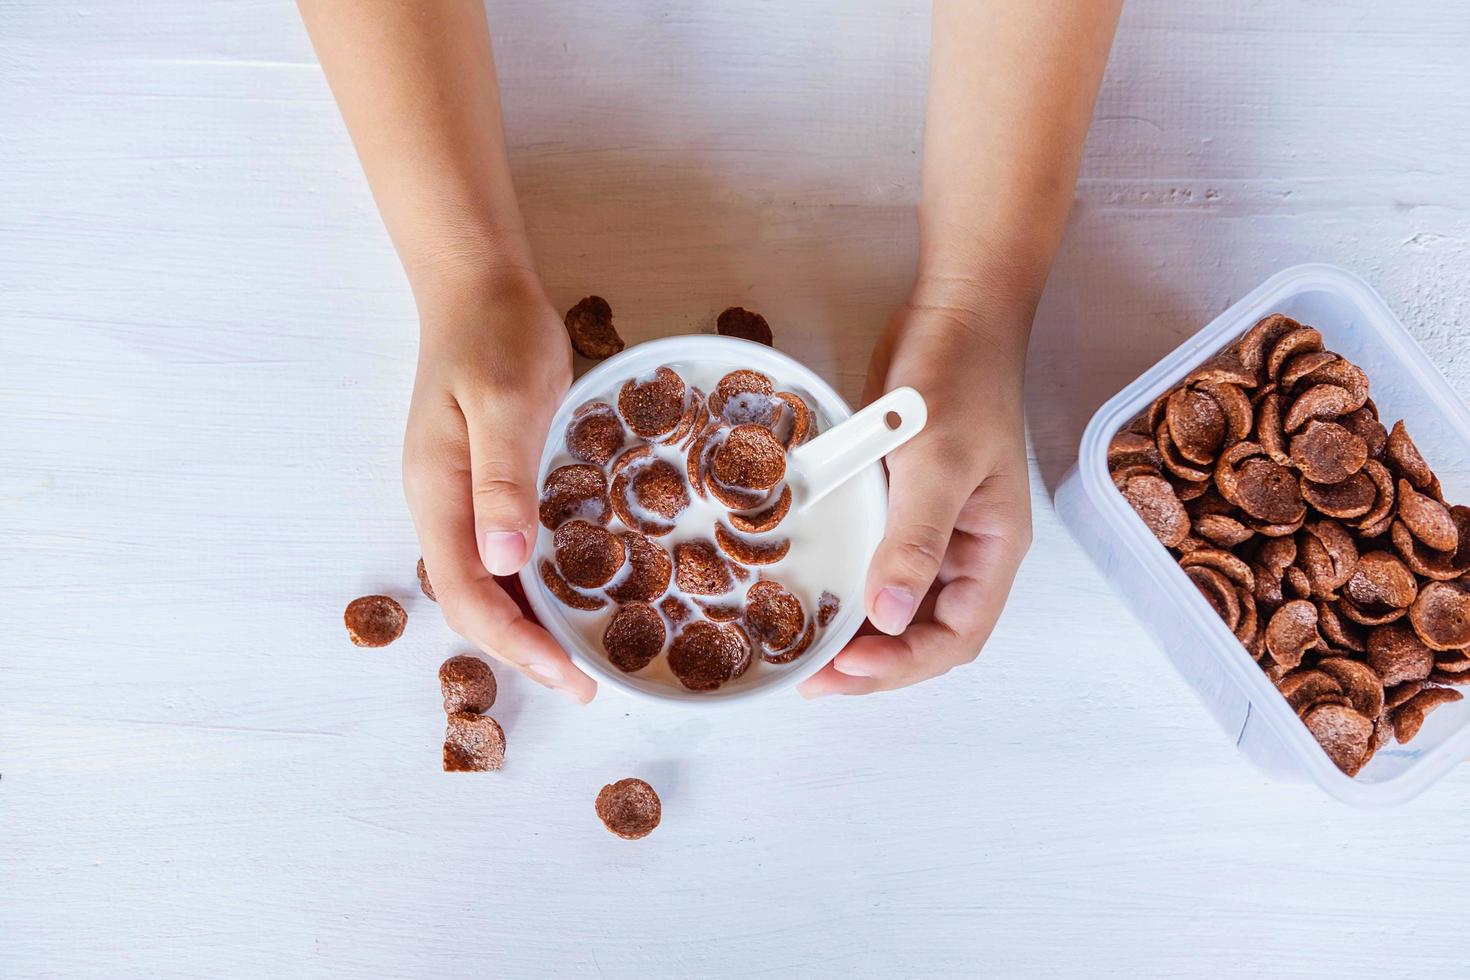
[4,1,1470,977]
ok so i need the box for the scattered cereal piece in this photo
[417,557,436,602]
[716,306,774,346]
[344,595,407,648]
[443,712,506,772]
[603,602,666,673]
[439,655,497,714]
[595,777,661,840]
[564,295,624,360]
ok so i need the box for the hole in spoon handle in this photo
[789,387,928,511]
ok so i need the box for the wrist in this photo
[403,228,541,319]
[903,271,1035,367]
[914,210,1059,319]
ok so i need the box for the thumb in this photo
[464,396,550,576]
[865,439,972,635]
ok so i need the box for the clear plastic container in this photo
[1055,264,1470,806]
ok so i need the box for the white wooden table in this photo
[5,2,1470,977]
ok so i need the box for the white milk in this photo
[534,361,872,692]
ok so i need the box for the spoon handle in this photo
[788,387,928,511]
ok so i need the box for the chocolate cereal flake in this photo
[730,484,792,534]
[553,520,625,589]
[1121,475,1190,548]
[540,560,608,611]
[564,295,624,360]
[443,712,506,772]
[817,591,841,627]
[595,777,662,840]
[745,580,804,653]
[1391,687,1463,744]
[417,557,436,602]
[539,463,611,531]
[673,540,734,596]
[439,655,497,714]
[618,366,687,438]
[1408,580,1470,651]
[668,620,752,691]
[715,523,791,566]
[566,402,625,466]
[709,369,779,427]
[605,532,673,603]
[712,424,787,492]
[1367,623,1435,687]
[603,602,666,673]
[716,306,774,346]
[1303,703,1373,776]
[344,595,406,648]
[660,595,693,623]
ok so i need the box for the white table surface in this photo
[5,1,1470,977]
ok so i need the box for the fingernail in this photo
[871,586,916,635]
[526,661,585,704]
[480,530,528,576]
[834,658,875,678]
[527,662,561,683]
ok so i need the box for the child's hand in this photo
[800,288,1032,697]
[403,271,597,703]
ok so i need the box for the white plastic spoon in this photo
[786,387,928,512]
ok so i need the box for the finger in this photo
[803,476,1031,697]
[405,412,596,704]
[462,390,551,576]
[864,437,975,635]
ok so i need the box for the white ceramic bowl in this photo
[519,335,888,706]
